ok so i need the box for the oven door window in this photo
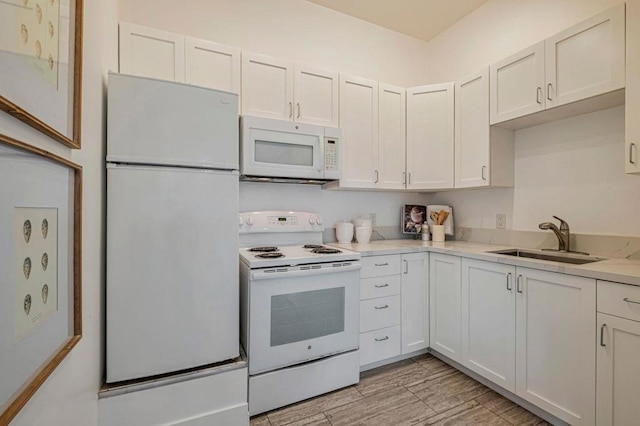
[271,288,345,347]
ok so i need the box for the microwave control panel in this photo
[324,138,338,172]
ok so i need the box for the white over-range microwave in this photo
[240,116,341,184]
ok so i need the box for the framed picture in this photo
[0,0,84,149]
[0,134,82,424]
[402,204,426,234]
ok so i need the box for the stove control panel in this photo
[239,211,324,233]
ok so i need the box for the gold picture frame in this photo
[0,0,84,149]
[0,134,82,424]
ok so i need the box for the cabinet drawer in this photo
[598,280,640,322]
[360,295,401,332]
[361,255,402,278]
[360,275,401,300]
[359,326,401,366]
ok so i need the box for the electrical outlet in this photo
[369,213,377,227]
[496,214,506,229]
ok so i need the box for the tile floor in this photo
[250,353,551,426]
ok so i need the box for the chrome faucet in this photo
[539,216,570,252]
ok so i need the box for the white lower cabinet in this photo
[515,268,595,426]
[461,259,516,392]
[401,253,429,354]
[452,258,596,425]
[358,253,428,367]
[596,280,640,425]
[429,253,462,362]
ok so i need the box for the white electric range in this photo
[239,211,361,416]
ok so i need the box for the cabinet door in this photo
[515,268,595,426]
[406,83,454,190]
[461,259,516,392]
[339,75,379,188]
[429,253,461,362]
[626,0,640,174]
[490,42,545,124]
[596,313,640,426]
[241,52,294,120]
[455,68,490,188]
[545,4,625,109]
[185,38,240,95]
[378,84,407,190]
[119,22,185,82]
[401,253,429,354]
[293,65,339,127]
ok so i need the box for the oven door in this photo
[241,116,325,179]
[248,263,360,375]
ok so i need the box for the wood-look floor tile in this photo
[358,362,454,397]
[280,413,331,426]
[325,387,420,426]
[424,400,512,426]
[407,371,490,413]
[499,406,544,426]
[266,387,363,426]
[359,400,437,426]
[402,366,458,388]
[475,390,518,415]
[250,415,272,426]
[412,354,453,374]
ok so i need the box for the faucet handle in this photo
[553,215,569,230]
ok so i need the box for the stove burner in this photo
[311,248,342,254]
[255,252,284,259]
[303,244,325,249]
[249,246,279,253]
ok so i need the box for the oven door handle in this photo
[250,263,362,280]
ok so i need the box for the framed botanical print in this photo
[0,134,82,424]
[0,0,84,149]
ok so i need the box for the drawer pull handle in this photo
[374,304,389,310]
[375,336,389,342]
[374,284,389,288]
[374,263,389,267]
[600,323,607,347]
[623,297,640,305]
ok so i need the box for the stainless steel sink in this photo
[488,249,604,265]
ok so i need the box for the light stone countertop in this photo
[329,239,640,287]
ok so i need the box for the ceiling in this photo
[306,0,490,42]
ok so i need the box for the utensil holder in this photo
[432,225,445,242]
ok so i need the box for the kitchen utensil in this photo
[426,205,454,236]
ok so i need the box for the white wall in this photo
[2,0,118,424]
[118,0,430,87]
[427,0,640,237]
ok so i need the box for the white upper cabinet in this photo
[626,0,640,174]
[515,268,596,426]
[338,75,379,188]
[241,52,294,120]
[456,68,514,189]
[545,4,625,108]
[119,22,186,83]
[406,83,454,190]
[185,38,240,94]
[490,42,545,125]
[294,65,339,127]
[491,4,625,127]
[241,53,338,126]
[378,84,407,190]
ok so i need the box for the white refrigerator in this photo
[106,73,239,383]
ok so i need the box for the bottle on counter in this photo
[421,223,430,241]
